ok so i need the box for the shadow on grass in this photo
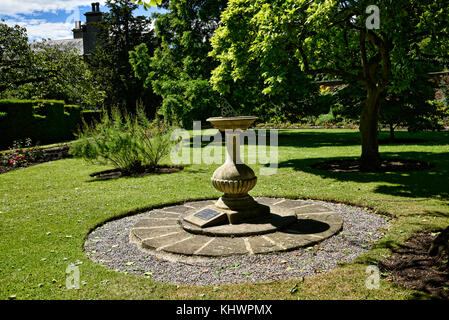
[275,130,449,148]
[187,129,449,149]
[277,151,449,201]
[86,165,184,182]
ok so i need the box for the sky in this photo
[0,0,163,41]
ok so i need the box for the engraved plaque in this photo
[194,208,221,221]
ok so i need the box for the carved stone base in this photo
[214,194,270,224]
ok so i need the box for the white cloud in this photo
[3,18,74,41]
[0,0,105,17]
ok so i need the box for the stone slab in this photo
[131,226,180,241]
[130,198,343,257]
[161,205,195,214]
[247,236,279,254]
[294,204,335,214]
[142,231,192,250]
[194,237,248,256]
[162,235,216,255]
[133,218,178,229]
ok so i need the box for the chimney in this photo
[83,3,103,57]
[73,21,83,39]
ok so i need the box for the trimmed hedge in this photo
[80,110,102,126]
[0,99,100,148]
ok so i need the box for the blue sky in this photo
[0,1,164,41]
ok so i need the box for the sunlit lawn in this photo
[0,129,448,299]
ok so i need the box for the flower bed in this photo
[0,139,71,174]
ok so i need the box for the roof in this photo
[31,38,84,56]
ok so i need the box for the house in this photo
[36,3,103,58]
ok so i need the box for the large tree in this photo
[0,22,104,108]
[210,0,449,169]
[130,0,228,127]
[90,0,160,113]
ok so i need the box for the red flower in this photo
[9,160,14,165]
[21,155,25,159]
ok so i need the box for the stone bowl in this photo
[207,116,258,131]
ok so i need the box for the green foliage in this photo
[330,71,447,135]
[0,22,104,108]
[0,100,35,148]
[81,110,102,126]
[129,0,227,126]
[209,0,449,164]
[70,106,175,174]
[132,0,163,9]
[65,105,82,133]
[90,0,159,113]
[0,99,86,148]
[0,23,35,94]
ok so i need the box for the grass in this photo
[0,129,448,300]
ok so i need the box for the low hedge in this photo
[0,99,100,148]
[80,110,102,125]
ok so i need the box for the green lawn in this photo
[1,129,448,300]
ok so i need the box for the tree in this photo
[130,0,228,127]
[210,0,449,169]
[0,23,46,94]
[89,0,160,113]
[0,22,104,108]
[380,70,446,141]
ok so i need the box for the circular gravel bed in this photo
[84,198,390,286]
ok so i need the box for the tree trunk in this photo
[389,122,395,142]
[359,86,382,170]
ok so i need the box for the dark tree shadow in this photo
[275,130,449,148]
[277,151,449,201]
[377,232,449,300]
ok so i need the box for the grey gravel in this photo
[84,198,390,286]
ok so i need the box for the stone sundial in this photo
[128,116,343,257]
[181,116,297,235]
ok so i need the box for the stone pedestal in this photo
[183,116,270,227]
[210,127,269,224]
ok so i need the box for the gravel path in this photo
[84,199,390,286]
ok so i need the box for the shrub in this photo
[0,100,35,147]
[0,99,86,148]
[135,107,175,171]
[65,105,82,132]
[70,107,176,175]
[80,110,102,126]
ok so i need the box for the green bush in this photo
[80,110,102,126]
[0,99,85,148]
[32,100,66,141]
[0,100,35,147]
[70,107,176,175]
[65,105,82,133]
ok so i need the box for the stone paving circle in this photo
[85,197,390,285]
[130,197,343,257]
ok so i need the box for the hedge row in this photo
[0,99,101,148]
